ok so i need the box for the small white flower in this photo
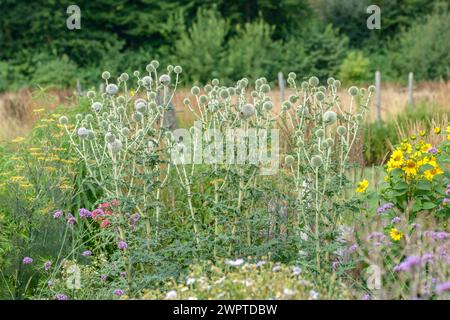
[165,290,177,299]
[292,266,302,276]
[283,288,296,297]
[186,278,196,286]
[255,260,266,268]
[225,258,244,267]
[272,265,281,272]
[309,289,319,300]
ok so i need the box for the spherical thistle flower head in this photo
[58,116,68,125]
[53,210,63,219]
[159,74,171,86]
[259,83,270,94]
[285,155,295,166]
[109,139,123,154]
[118,240,128,250]
[219,89,229,99]
[85,114,94,123]
[348,86,359,96]
[323,110,337,124]
[199,95,208,105]
[86,90,96,99]
[117,96,126,105]
[337,126,347,136]
[190,86,200,96]
[327,77,335,86]
[22,256,33,265]
[105,132,115,143]
[142,75,152,87]
[311,155,323,168]
[263,101,273,111]
[78,208,91,219]
[228,87,236,96]
[77,127,89,139]
[150,60,159,69]
[301,81,309,89]
[288,72,296,80]
[288,95,298,104]
[173,65,182,74]
[44,260,52,271]
[325,138,334,147]
[315,129,324,138]
[211,78,219,86]
[183,98,190,106]
[101,71,111,80]
[281,101,292,111]
[308,76,319,87]
[119,73,129,82]
[251,90,258,98]
[368,85,376,93]
[133,112,144,122]
[135,99,147,113]
[333,80,341,88]
[106,83,119,95]
[133,70,140,77]
[55,294,68,300]
[240,104,255,119]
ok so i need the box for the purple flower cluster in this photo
[436,281,450,295]
[118,240,128,250]
[120,271,127,277]
[82,250,92,257]
[44,260,52,271]
[66,213,76,225]
[55,294,68,300]
[367,232,385,241]
[347,243,358,253]
[393,255,421,272]
[113,289,124,296]
[53,210,63,219]
[391,216,401,224]
[78,208,92,219]
[427,147,437,155]
[424,231,450,241]
[101,274,107,282]
[446,184,450,195]
[377,202,394,214]
[22,256,33,265]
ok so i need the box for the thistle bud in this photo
[199,95,208,105]
[191,86,200,96]
[59,116,68,125]
[285,155,295,166]
[315,92,325,102]
[219,89,229,99]
[325,138,334,147]
[240,104,255,119]
[311,155,323,167]
[308,76,319,87]
[204,84,212,93]
[91,102,103,113]
[106,84,119,95]
[282,101,292,111]
[142,76,152,86]
[101,71,110,80]
[108,139,123,154]
[334,80,341,88]
[288,72,296,80]
[77,127,89,139]
[105,132,115,143]
[323,110,337,124]
[368,85,376,93]
[260,84,270,93]
[150,60,159,69]
[183,98,190,105]
[348,86,359,96]
[133,112,144,122]
[212,79,219,86]
[228,87,236,96]
[174,66,182,74]
[263,101,273,111]
[337,126,347,136]
[135,99,147,113]
[87,130,96,140]
[159,74,171,86]
[327,77,335,86]
[87,91,95,98]
[121,127,130,136]
[85,114,93,122]
[119,73,129,81]
[315,129,324,138]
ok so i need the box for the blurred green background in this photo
[0,0,449,90]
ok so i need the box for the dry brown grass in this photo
[1,82,448,141]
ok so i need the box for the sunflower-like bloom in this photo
[403,159,418,176]
[389,228,404,241]
[387,150,404,171]
[399,143,412,154]
[356,179,369,193]
[424,166,443,181]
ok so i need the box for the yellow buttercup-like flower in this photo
[447,125,450,140]
[356,179,369,193]
[420,143,432,153]
[11,136,25,143]
[434,127,441,134]
[390,228,404,241]
[419,130,426,137]
[399,143,412,154]
[403,159,417,176]
[424,166,443,181]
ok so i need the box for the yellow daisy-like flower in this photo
[410,134,417,141]
[389,228,404,241]
[420,143,432,153]
[32,108,45,113]
[390,150,404,165]
[399,142,412,154]
[384,175,390,182]
[424,166,443,181]
[356,179,369,193]
[11,136,25,143]
[419,130,426,137]
[434,127,441,134]
[447,125,450,140]
[403,159,417,176]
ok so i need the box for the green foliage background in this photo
[0,0,449,90]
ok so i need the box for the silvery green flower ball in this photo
[199,95,208,105]
[133,112,144,122]
[327,77,335,86]
[121,127,130,136]
[323,110,337,124]
[174,65,182,74]
[220,89,229,99]
[150,60,159,69]
[117,96,126,104]
[101,71,110,80]
[191,86,200,96]
[287,77,294,86]
[75,114,82,121]
[101,120,109,129]
[135,99,147,112]
[240,104,255,119]
[334,80,341,88]
[285,155,295,166]
[315,92,325,101]
[263,101,273,111]
[109,139,123,154]
[204,84,212,93]
[159,74,171,86]
[309,76,319,87]
[321,140,329,149]
[315,129,324,138]
[325,138,334,147]
[105,132,115,143]
[133,70,140,77]
[149,101,157,109]
[167,65,174,73]
[337,126,347,136]
[106,84,119,95]
[282,101,292,111]
[348,86,359,96]
[228,87,236,96]
[288,72,296,80]
[311,155,323,167]
[91,102,102,113]
[318,86,326,93]
[183,98,190,105]
[119,73,129,81]
[368,85,376,93]
[146,64,155,73]
[288,95,297,104]
[77,127,89,138]
[142,76,152,86]
[85,114,93,122]
[260,84,270,93]
[301,81,309,89]
[212,79,219,86]
[59,116,68,125]
[117,106,125,114]
[360,88,367,95]
[107,115,116,122]
[102,112,108,118]
[355,114,363,122]
[251,91,258,98]
[87,90,95,98]
[87,130,96,140]
[148,92,157,100]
